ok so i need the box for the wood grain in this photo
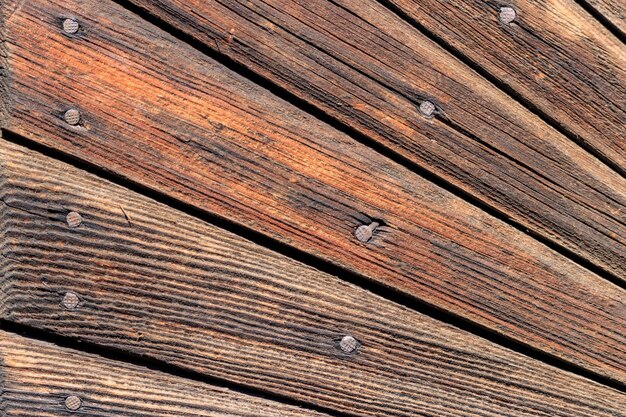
[580,0,626,37]
[2,0,626,384]
[118,0,626,279]
[2,141,626,416]
[0,331,330,417]
[386,0,626,167]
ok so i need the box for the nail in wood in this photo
[64,395,82,411]
[419,100,436,117]
[355,222,379,243]
[66,211,82,228]
[64,109,81,125]
[499,6,517,24]
[339,335,360,354]
[62,18,79,34]
[62,292,80,310]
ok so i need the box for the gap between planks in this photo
[2,129,625,396]
[110,0,626,286]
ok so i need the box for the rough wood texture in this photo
[581,0,626,37]
[0,331,330,417]
[2,0,626,384]
[2,141,626,416]
[386,0,626,167]
[120,0,626,279]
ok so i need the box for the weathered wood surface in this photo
[0,331,330,417]
[2,0,626,384]
[2,141,626,416]
[581,0,626,37]
[121,0,626,279]
[386,0,626,167]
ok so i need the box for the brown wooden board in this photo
[386,0,626,166]
[117,0,626,279]
[1,0,626,384]
[580,0,626,37]
[2,140,626,416]
[0,331,330,417]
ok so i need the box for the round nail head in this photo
[62,292,80,310]
[64,395,82,411]
[419,100,436,117]
[499,6,517,24]
[66,211,82,228]
[339,335,360,354]
[64,109,81,126]
[62,18,80,34]
[355,225,373,243]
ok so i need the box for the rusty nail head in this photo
[64,395,82,411]
[64,109,81,126]
[339,335,360,354]
[62,292,80,310]
[499,6,517,24]
[419,100,436,117]
[62,18,80,34]
[66,211,83,228]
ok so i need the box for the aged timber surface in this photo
[2,0,626,384]
[0,331,330,417]
[580,0,626,37]
[2,140,626,417]
[386,0,626,166]
[123,0,626,279]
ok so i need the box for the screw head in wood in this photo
[339,335,360,354]
[499,6,517,24]
[64,395,82,411]
[62,292,80,310]
[66,211,83,228]
[62,18,80,35]
[419,100,436,117]
[64,109,82,126]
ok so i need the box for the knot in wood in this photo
[419,100,436,117]
[499,6,517,24]
[64,395,82,411]
[62,292,80,310]
[66,211,83,228]
[355,222,380,243]
[339,335,360,354]
[64,109,82,126]
[62,18,80,34]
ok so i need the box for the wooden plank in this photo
[2,141,625,416]
[385,0,626,167]
[0,331,330,417]
[580,0,626,37]
[2,0,626,385]
[115,0,626,279]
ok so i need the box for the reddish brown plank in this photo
[119,0,626,279]
[0,331,330,417]
[2,0,626,385]
[2,140,626,416]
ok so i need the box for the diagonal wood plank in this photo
[384,0,626,166]
[0,331,331,417]
[117,0,626,279]
[2,0,626,385]
[578,0,625,37]
[1,140,625,416]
